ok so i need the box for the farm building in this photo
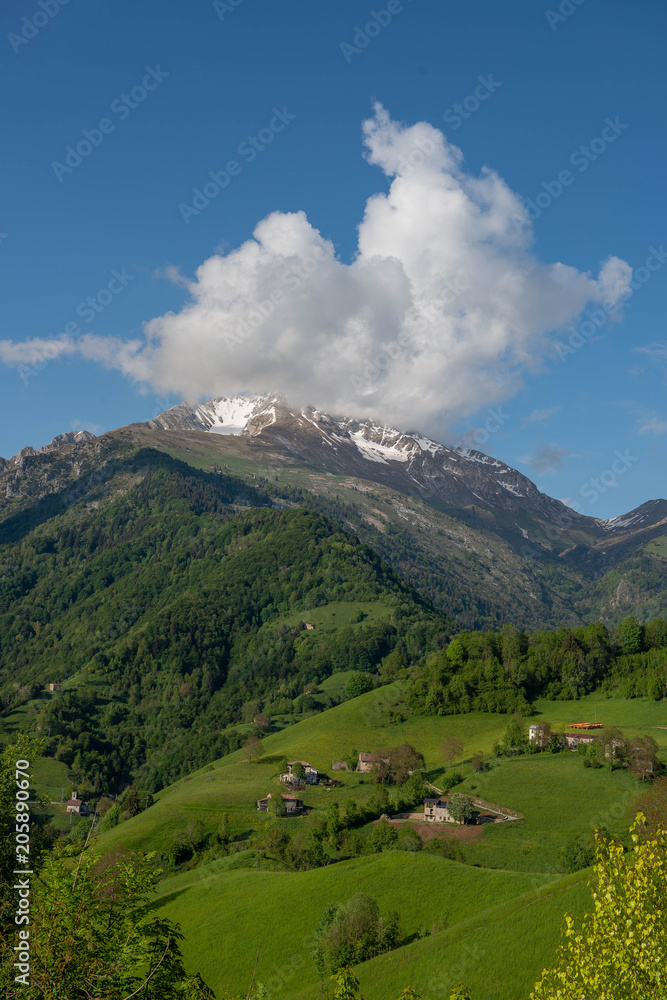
[286,761,318,784]
[357,753,376,773]
[257,793,304,814]
[563,733,598,750]
[281,794,304,814]
[423,798,458,823]
[47,683,62,692]
[66,792,89,816]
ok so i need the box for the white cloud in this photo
[638,414,667,435]
[0,105,633,438]
[521,406,562,424]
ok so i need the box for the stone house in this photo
[66,791,89,816]
[423,798,456,823]
[286,760,318,784]
[257,793,304,814]
[47,683,62,692]
[281,794,304,814]
[357,752,376,773]
[563,732,598,750]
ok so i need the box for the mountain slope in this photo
[0,448,448,790]
[1,396,666,628]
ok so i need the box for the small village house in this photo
[563,732,598,750]
[281,794,304,814]
[357,752,376,773]
[423,798,459,823]
[256,793,304,814]
[47,683,62,692]
[66,791,89,816]
[286,760,318,784]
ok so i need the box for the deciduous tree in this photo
[531,814,667,999]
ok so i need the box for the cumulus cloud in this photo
[521,442,570,475]
[0,105,633,437]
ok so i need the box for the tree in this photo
[244,736,263,761]
[315,894,401,975]
[332,967,364,1000]
[627,735,660,782]
[502,714,526,752]
[448,793,476,825]
[374,744,424,786]
[597,727,627,770]
[217,812,231,848]
[618,615,644,654]
[0,848,214,999]
[441,736,464,767]
[345,673,374,700]
[122,784,141,818]
[531,722,552,749]
[1,735,47,932]
[291,762,306,781]
[531,814,667,999]
[253,712,270,731]
[449,986,472,1000]
[470,752,485,773]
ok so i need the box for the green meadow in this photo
[81,683,667,997]
[148,851,557,1000]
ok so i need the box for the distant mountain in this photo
[147,393,667,541]
[0,429,96,473]
[1,394,666,628]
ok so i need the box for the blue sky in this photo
[1,0,665,517]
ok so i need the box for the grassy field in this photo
[148,850,557,1000]
[95,686,667,860]
[51,683,667,996]
[332,873,593,1000]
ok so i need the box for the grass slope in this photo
[148,851,555,999]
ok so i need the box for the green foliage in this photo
[440,771,464,791]
[449,986,472,1000]
[618,615,645,655]
[531,815,667,999]
[409,618,667,716]
[560,836,595,873]
[345,673,375,700]
[0,847,214,999]
[448,793,476,824]
[332,967,364,1000]
[314,893,401,974]
[0,735,48,931]
[0,454,447,793]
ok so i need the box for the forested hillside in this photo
[0,450,449,791]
